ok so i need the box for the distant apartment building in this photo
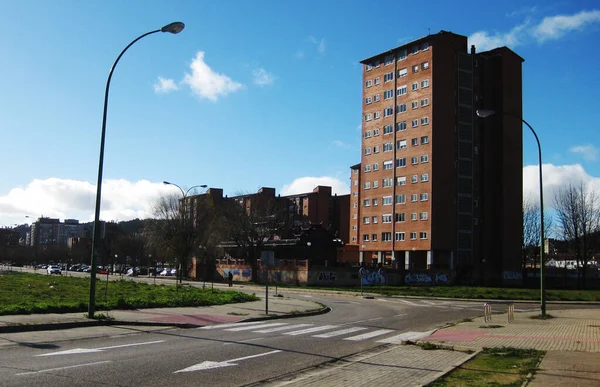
[350,30,523,284]
[29,218,92,246]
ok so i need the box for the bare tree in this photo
[523,194,554,269]
[554,182,600,288]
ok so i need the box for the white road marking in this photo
[376,298,389,302]
[344,329,395,341]
[199,321,265,330]
[253,324,313,333]
[344,317,383,325]
[284,325,340,336]
[223,337,265,346]
[16,361,111,376]
[394,299,426,306]
[393,313,407,317]
[312,327,367,338]
[376,330,435,344]
[226,322,288,332]
[174,350,281,373]
[36,340,165,357]
[421,300,438,305]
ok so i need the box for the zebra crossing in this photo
[200,321,434,344]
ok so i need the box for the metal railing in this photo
[483,301,514,323]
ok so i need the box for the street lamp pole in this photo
[88,22,185,319]
[163,181,207,284]
[476,109,546,317]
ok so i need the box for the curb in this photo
[240,305,332,323]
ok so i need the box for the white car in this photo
[47,265,62,275]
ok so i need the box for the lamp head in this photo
[200,185,208,188]
[163,181,171,185]
[161,22,185,34]
[476,109,496,118]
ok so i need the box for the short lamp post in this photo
[476,109,546,317]
[88,22,185,319]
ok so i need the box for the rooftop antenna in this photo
[428,28,430,35]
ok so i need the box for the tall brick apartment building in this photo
[349,30,523,284]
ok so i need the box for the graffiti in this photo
[360,268,386,286]
[405,273,432,284]
[436,273,448,283]
[317,271,337,282]
[502,271,523,281]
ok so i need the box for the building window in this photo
[384,107,394,117]
[395,212,405,222]
[374,77,380,85]
[412,82,418,91]
[353,169,358,175]
[363,234,369,242]
[411,156,418,165]
[374,94,380,102]
[410,232,417,240]
[398,68,408,78]
[372,198,379,206]
[395,194,406,204]
[372,234,378,242]
[363,217,370,224]
[397,85,407,96]
[372,163,379,171]
[373,145,379,153]
[364,164,371,172]
[421,62,430,70]
[421,117,429,125]
[384,90,393,100]
[397,121,407,131]
[397,139,407,150]
[364,147,371,155]
[411,46,419,55]
[372,216,378,224]
[364,130,372,138]
[420,232,428,240]
[383,178,393,187]
[421,173,429,182]
[364,182,371,189]
[383,125,393,135]
[397,104,407,113]
[421,98,429,107]
[372,180,379,188]
[374,60,380,68]
[383,160,393,170]
[365,80,373,88]
[352,236,357,242]
[421,79,430,88]
[411,194,418,202]
[420,193,429,201]
[365,64,373,71]
[354,202,358,208]
[397,49,407,61]
[411,213,418,221]
[411,101,419,109]
[412,65,419,73]
[384,72,394,82]
[374,111,380,119]
[365,96,372,104]
[420,212,428,220]
[411,174,418,183]
[411,138,418,146]
[411,119,419,128]
[422,42,429,50]
[383,196,393,205]
[382,214,392,223]
[385,54,393,65]
[421,154,429,163]
[396,158,406,168]
[373,128,380,136]
[396,176,406,186]
[421,135,429,144]
[363,199,370,207]
[383,142,393,152]
[395,232,405,241]
[353,192,358,197]
[382,232,392,241]
[365,113,372,121]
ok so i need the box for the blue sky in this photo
[1,0,599,226]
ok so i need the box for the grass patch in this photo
[227,312,249,316]
[479,324,504,329]
[418,342,445,350]
[429,347,544,387]
[0,272,259,316]
[460,318,474,323]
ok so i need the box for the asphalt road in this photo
[0,290,539,387]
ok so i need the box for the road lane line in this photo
[284,325,339,336]
[199,321,265,330]
[223,337,265,346]
[312,327,367,338]
[97,340,165,350]
[253,324,313,333]
[344,329,395,341]
[16,361,111,376]
[226,322,288,332]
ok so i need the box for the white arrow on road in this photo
[36,340,165,357]
[174,350,282,373]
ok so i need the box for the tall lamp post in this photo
[163,181,207,283]
[476,109,546,317]
[88,22,185,319]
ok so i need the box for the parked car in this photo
[98,268,111,275]
[47,265,61,275]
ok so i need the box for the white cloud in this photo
[0,178,173,227]
[182,51,244,102]
[252,68,275,86]
[309,36,326,54]
[469,9,600,51]
[153,76,178,93]
[294,49,304,60]
[506,6,537,18]
[533,10,600,42]
[331,140,351,149]
[523,163,600,209]
[569,144,599,161]
[280,176,350,196]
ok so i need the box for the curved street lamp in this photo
[88,22,185,319]
[476,109,546,317]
